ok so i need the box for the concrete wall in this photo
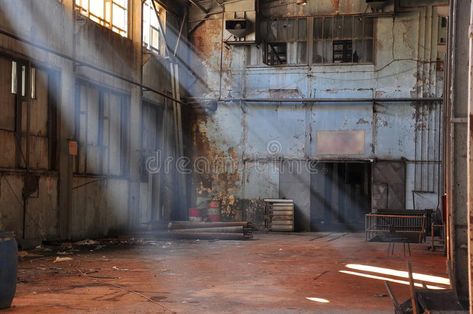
[187,0,446,227]
[0,0,184,244]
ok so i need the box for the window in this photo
[260,18,307,65]
[313,15,373,64]
[141,101,164,180]
[1,56,58,170]
[74,0,128,37]
[75,81,129,176]
[143,0,163,52]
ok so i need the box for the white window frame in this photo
[143,0,163,53]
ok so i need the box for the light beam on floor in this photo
[305,297,330,303]
[345,264,450,286]
[339,270,446,290]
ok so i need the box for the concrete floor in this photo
[7,233,447,313]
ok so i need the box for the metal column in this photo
[447,0,471,306]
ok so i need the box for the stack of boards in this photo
[264,199,294,232]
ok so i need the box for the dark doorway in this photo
[310,162,371,231]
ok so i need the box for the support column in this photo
[127,0,143,229]
[468,2,473,312]
[58,0,75,240]
[447,0,471,306]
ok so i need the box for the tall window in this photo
[313,15,373,64]
[260,18,308,65]
[75,81,129,176]
[143,0,163,52]
[0,56,58,170]
[75,0,128,37]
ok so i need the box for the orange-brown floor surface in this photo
[6,233,447,313]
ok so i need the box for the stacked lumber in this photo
[264,199,294,232]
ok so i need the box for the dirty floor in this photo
[7,233,447,313]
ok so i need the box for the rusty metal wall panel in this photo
[372,161,406,210]
[0,130,16,168]
[316,130,365,155]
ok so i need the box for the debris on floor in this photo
[12,233,450,313]
[53,256,73,263]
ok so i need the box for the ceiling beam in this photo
[188,0,209,14]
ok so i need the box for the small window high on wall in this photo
[74,0,128,37]
[260,18,308,65]
[143,0,163,52]
[313,15,373,64]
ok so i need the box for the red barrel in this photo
[188,208,202,222]
[207,201,220,222]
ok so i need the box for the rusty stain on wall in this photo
[192,113,242,219]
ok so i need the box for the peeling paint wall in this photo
[188,0,446,227]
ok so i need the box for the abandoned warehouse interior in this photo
[0,0,473,313]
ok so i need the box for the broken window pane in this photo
[265,43,287,65]
[261,17,308,65]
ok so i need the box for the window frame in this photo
[74,79,130,177]
[312,14,375,65]
[74,0,129,37]
[142,0,165,53]
[260,17,309,66]
[251,15,375,67]
[1,54,59,171]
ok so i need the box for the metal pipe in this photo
[171,226,246,233]
[209,97,444,103]
[168,231,251,240]
[174,10,187,56]
[168,221,251,230]
[468,1,473,311]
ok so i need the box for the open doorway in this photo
[310,162,371,231]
